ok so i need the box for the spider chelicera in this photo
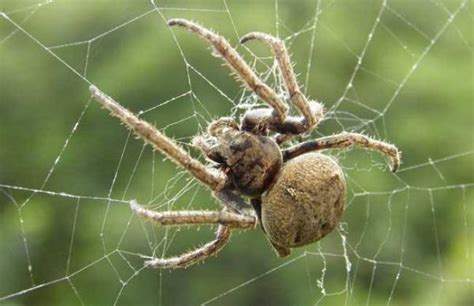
[89,18,401,269]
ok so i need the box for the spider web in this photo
[0,0,472,305]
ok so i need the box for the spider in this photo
[89,18,400,269]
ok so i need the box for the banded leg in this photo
[89,85,226,190]
[241,32,324,132]
[168,18,289,123]
[282,132,401,172]
[145,224,231,269]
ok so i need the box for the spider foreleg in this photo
[89,85,226,190]
[282,132,401,172]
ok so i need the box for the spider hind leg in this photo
[145,225,231,269]
[130,201,256,269]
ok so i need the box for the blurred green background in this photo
[0,0,472,305]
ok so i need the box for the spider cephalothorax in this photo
[194,118,283,197]
[89,18,400,269]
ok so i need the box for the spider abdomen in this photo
[261,153,346,249]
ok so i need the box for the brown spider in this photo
[89,18,400,269]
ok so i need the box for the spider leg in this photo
[130,201,257,269]
[241,106,322,138]
[168,18,288,123]
[145,224,231,269]
[130,200,256,229]
[241,32,324,133]
[89,85,226,190]
[282,132,401,172]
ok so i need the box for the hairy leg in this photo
[90,85,226,190]
[131,201,256,269]
[130,200,256,229]
[145,224,231,269]
[241,32,324,131]
[282,132,401,172]
[168,18,288,123]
